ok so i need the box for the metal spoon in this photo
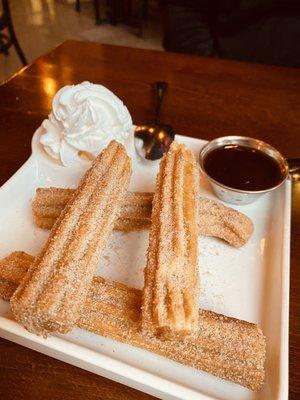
[287,158,300,181]
[134,81,175,160]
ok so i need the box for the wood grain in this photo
[0,338,155,400]
[0,40,299,399]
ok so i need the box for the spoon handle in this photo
[287,157,300,175]
[153,81,168,124]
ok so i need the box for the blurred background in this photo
[1,0,299,82]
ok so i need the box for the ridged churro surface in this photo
[0,252,34,300]
[32,187,253,246]
[82,279,265,392]
[0,251,265,391]
[10,141,132,336]
[32,188,152,232]
[142,142,200,337]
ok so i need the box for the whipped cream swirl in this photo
[40,81,133,166]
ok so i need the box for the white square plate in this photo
[0,131,290,400]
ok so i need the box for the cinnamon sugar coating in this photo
[10,141,132,336]
[142,142,200,337]
[32,188,253,247]
[0,251,265,391]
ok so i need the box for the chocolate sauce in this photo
[203,145,283,191]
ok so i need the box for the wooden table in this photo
[0,40,299,400]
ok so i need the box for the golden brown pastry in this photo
[10,141,132,336]
[142,142,200,337]
[32,187,253,247]
[0,251,265,391]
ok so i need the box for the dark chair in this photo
[109,0,148,37]
[75,0,148,37]
[137,0,148,37]
[75,0,102,25]
[0,0,27,66]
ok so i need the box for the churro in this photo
[83,282,265,391]
[32,188,152,232]
[32,187,253,247]
[0,251,265,391]
[10,141,132,336]
[32,188,152,220]
[0,252,33,300]
[198,198,253,247]
[142,142,200,337]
